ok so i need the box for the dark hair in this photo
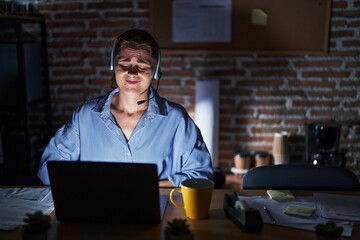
[114,29,159,59]
[111,29,160,87]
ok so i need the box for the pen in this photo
[263,206,276,224]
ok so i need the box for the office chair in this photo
[242,164,360,191]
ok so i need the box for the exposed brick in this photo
[54,12,99,19]
[252,127,296,135]
[87,2,133,9]
[251,70,297,77]
[293,60,342,68]
[256,89,304,97]
[53,69,95,76]
[104,11,149,18]
[310,110,359,117]
[302,71,350,78]
[332,1,348,8]
[236,136,273,145]
[259,109,305,116]
[220,88,252,96]
[222,108,255,115]
[307,90,357,97]
[236,79,284,87]
[332,10,360,18]
[284,119,308,125]
[343,40,360,47]
[51,78,84,85]
[242,60,289,68]
[161,60,186,68]
[191,59,236,68]
[199,69,246,77]
[46,21,85,29]
[52,31,97,38]
[159,88,194,96]
[327,50,360,56]
[349,20,360,27]
[292,100,340,107]
[163,69,194,77]
[89,20,135,28]
[289,81,336,88]
[220,126,247,134]
[236,100,286,107]
[237,118,282,125]
[331,19,347,27]
[156,79,182,87]
[37,2,84,11]
[47,41,82,48]
[346,59,360,68]
[344,101,360,107]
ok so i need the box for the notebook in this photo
[47,161,167,224]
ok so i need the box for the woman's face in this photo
[114,47,155,97]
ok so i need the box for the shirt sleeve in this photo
[167,115,213,187]
[37,110,81,185]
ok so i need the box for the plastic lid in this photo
[234,151,250,157]
[254,151,269,158]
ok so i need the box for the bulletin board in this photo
[150,0,331,54]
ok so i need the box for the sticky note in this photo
[252,9,268,26]
[284,204,316,218]
[267,190,295,201]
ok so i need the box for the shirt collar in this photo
[92,87,168,117]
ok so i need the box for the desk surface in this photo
[1,188,360,240]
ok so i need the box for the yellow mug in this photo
[169,178,214,219]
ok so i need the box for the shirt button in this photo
[127,152,131,157]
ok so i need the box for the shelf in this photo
[0,15,51,185]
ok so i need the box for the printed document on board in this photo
[172,0,232,42]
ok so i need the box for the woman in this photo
[38,29,213,187]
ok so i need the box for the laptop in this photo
[47,161,167,224]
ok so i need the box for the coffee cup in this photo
[233,151,251,170]
[169,178,214,219]
[255,151,270,167]
[272,131,290,165]
[272,131,289,155]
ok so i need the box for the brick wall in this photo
[35,0,360,171]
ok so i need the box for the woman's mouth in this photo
[126,79,139,84]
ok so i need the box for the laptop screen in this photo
[47,161,166,224]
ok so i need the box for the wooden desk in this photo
[1,189,360,240]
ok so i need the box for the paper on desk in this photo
[0,188,54,230]
[238,196,354,237]
[0,187,53,203]
[314,193,360,222]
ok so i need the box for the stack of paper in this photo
[238,193,360,237]
[314,193,360,222]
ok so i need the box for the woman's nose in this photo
[127,65,138,75]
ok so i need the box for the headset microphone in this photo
[136,50,162,105]
[136,74,161,105]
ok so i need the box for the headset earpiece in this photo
[110,42,116,71]
[152,50,162,81]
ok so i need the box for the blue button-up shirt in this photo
[38,88,213,186]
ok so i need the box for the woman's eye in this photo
[138,67,150,72]
[116,64,129,70]
[115,64,151,73]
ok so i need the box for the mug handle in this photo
[169,188,185,209]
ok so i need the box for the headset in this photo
[109,42,162,105]
[109,42,162,81]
